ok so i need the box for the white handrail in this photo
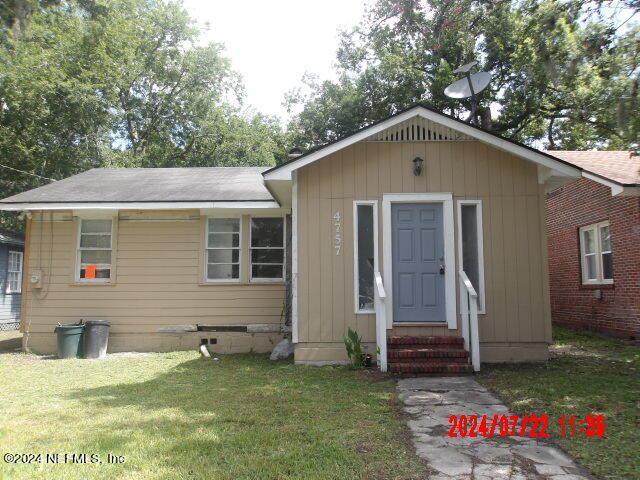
[375,271,386,299]
[460,271,478,298]
[374,271,387,372]
[459,270,480,372]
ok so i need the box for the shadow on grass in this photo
[58,355,408,479]
[0,331,21,353]
[67,355,328,414]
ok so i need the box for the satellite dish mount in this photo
[444,61,492,126]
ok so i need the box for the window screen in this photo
[206,218,240,281]
[250,217,284,280]
[356,204,375,312]
[78,219,112,281]
[461,204,482,310]
[6,251,22,293]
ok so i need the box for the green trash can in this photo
[54,322,85,359]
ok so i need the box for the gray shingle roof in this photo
[0,230,24,245]
[0,167,275,203]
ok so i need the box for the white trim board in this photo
[264,106,581,181]
[353,200,379,315]
[582,172,640,197]
[291,171,299,343]
[382,193,457,330]
[456,200,486,314]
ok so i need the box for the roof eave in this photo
[0,200,282,211]
[263,105,581,181]
[583,171,640,196]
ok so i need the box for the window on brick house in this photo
[579,221,613,284]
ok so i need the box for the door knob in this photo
[439,265,445,275]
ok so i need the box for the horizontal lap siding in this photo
[24,212,286,342]
[0,244,22,326]
[297,141,550,347]
[0,295,21,325]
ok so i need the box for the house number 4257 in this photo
[334,211,342,255]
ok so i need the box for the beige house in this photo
[0,105,585,373]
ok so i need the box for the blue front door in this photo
[392,203,445,323]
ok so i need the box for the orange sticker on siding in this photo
[85,265,97,279]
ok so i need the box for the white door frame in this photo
[382,193,457,329]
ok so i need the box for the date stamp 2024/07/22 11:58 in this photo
[448,414,606,438]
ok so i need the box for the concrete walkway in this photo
[398,377,592,480]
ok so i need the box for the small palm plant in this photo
[343,328,366,369]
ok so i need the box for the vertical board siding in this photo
[23,212,286,348]
[297,141,550,345]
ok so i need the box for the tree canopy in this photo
[0,0,286,231]
[286,0,639,152]
[0,0,637,232]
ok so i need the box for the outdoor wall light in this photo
[413,156,424,176]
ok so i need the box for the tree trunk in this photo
[10,0,33,36]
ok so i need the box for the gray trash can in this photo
[82,320,111,359]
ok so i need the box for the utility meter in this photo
[30,270,42,289]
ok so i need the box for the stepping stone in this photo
[398,377,486,392]
[511,444,575,467]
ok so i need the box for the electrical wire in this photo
[0,163,57,182]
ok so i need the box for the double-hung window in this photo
[77,219,112,282]
[6,251,23,293]
[579,221,613,284]
[206,218,241,282]
[250,217,285,281]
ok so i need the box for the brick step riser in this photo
[388,344,465,350]
[388,357,470,364]
[389,364,473,374]
[388,336,464,344]
[388,339,464,346]
[393,372,473,378]
[388,350,469,358]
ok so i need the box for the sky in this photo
[181,0,366,122]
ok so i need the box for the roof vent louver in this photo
[365,117,471,142]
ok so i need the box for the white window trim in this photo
[456,200,486,314]
[579,221,613,285]
[204,216,242,284]
[382,193,457,329]
[353,200,379,314]
[249,215,286,283]
[6,250,23,294]
[76,219,113,284]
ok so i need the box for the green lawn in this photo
[477,327,640,480]
[0,332,426,480]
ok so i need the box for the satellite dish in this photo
[444,72,492,99]
[453,61,478,74]
[444,62,492,126]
